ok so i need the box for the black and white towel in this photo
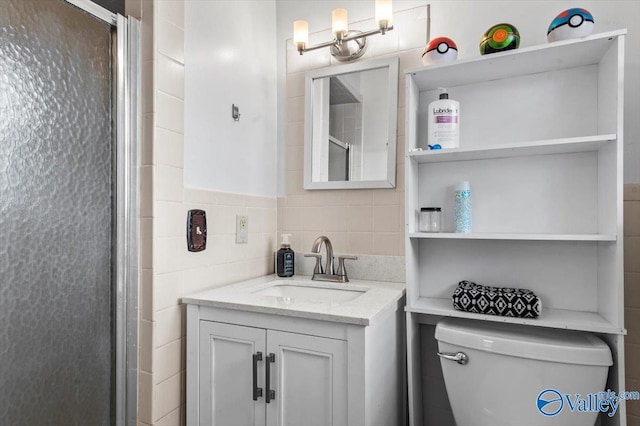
[452,280,542,318]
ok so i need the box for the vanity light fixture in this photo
[293,0,394,62]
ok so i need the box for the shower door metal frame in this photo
[62,1,141,425]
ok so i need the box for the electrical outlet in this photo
[236,214,248,244]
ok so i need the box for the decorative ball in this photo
[479,23,520,55]
[547,8,594,42]
[422,37,458,66]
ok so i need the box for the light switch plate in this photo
[187,210,207,252]
[236,214,248,244]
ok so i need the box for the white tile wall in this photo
[137,1,278,424]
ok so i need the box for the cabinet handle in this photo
[253,352,263,401]
[265,353,275,403]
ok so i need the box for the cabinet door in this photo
[265,330,347,426]
[199,321,266,426]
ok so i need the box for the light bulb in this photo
[375,0,392,29]
[293,20,309,50]
[332,8,348,40]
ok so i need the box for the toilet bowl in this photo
[435,318,613,426]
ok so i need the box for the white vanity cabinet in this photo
[404,30,627,425]
[197,320,347,426]
[184,276,406,426]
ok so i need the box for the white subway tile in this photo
[157,21,184,64]
[141,0,154,62]
[155,236,184,274]
[157,54,185,100]
[140,166,153,218]
[286,145,304,172]
[155,305,184,348]
[183,188,218,204]
[139,319,154,373]
[154,271,183,313]
[156,405,183,426]
[154,165,184,202]
[142,60,155,114]
[286,72,305,99]
[154,338,183,385]
[286,122,304,147]
[138,371,153,424]
[154,201,184,238]
[156,92,184,134]
[140,218,153,270]
[287,97,305,123]
[153,371,183,421]
[395,6,428,51]
[141,113,154,166]
[157,0,184,30]
[141,268,153,321]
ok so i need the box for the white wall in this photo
[275,0,640,188]
[185,0,277,197]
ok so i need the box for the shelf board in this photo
[406,297,625,335]
[405,30,626,91]
[408,232,616,241]
[408,134,616,163]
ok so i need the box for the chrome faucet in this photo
[304,236,357,283]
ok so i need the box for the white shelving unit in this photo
[404,30,627,426]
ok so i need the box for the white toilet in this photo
[435,318,613,426]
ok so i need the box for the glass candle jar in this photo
[419,207,442,232]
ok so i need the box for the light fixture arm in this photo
[296,25,394,55]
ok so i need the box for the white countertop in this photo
[181,275,406,326]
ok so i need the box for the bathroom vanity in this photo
[183,275,405,426]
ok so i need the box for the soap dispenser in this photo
[276,234,295,277]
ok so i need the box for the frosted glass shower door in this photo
[1,1,115,424]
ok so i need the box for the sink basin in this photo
[253,283,366,303]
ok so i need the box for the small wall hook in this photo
[232,104,241,121]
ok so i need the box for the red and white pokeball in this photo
[422,37,458,66]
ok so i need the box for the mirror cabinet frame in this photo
[303,57,399,190]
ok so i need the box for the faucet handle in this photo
[336,255,358,282]
[304,253,324,274]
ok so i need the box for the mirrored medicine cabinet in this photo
[303,57,399,189]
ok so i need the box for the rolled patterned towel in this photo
[452,280,542,318]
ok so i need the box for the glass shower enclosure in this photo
[0,0,139,424]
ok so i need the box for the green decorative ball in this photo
[480,23,520,55]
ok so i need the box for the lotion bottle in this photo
[427,88,460,149]
[276,234,295,277]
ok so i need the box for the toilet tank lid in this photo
[435,318,613,366]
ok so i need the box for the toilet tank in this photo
[435,318,613,426]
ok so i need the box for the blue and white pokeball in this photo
[422,37,458,66]
[547,8,595,42]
